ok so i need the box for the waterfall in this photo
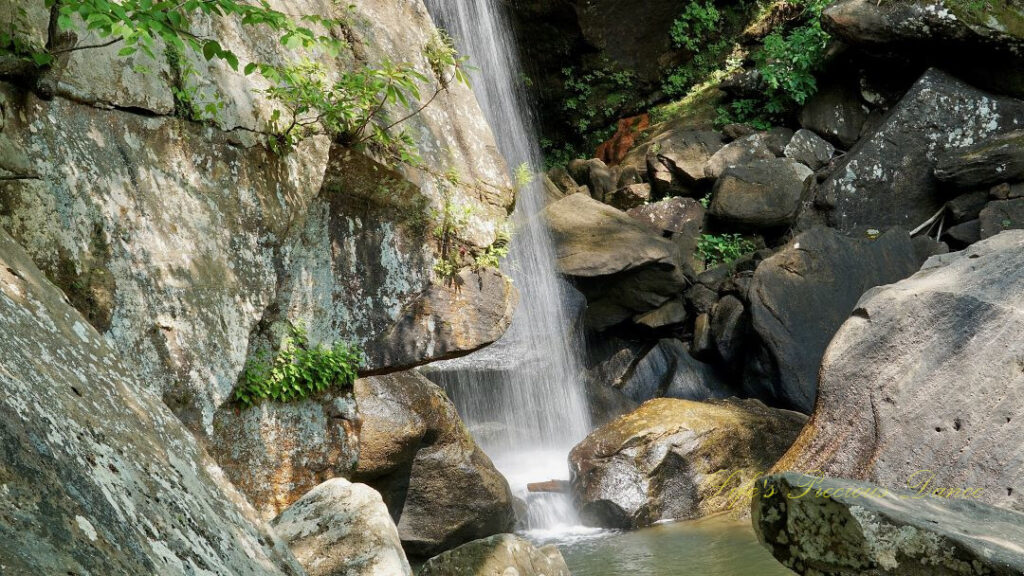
[422,0,593,531]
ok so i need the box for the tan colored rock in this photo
[570,398,807,528]
[210,395,360,520]
[353,371,516,557]
[0,0,517,445]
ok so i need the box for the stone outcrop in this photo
[0,228,301,574]
[210,395,360,520]
[272,479,412,576]
[0,0,516,448]
[775,231,1024,512]
[754,473,1024,576]
[744,227,920,413]
[617,338,731,403]
[798,82,869,149]
[817,69,1024,236]
[545,193,690,330]
[352,371,516,557]
[784,129,836,170]
[570,398,807,529]
[418,534,572,576]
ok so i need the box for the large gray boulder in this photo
[784,128,836,170]
[352,371,516,557]
[418,534,571,576]
[570,398,807,529]
[774,231,1024,512]
[744,227,920,413]
[272,479,412,576]
[754,473,1024,576]
[0,229,301,573]
[798,83,868,149]
[709,158,814,229]
[818,69,1024,236]
[545,193,689,330]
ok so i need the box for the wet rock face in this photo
[272,479,413,576]
[569,398,807,529]
[418,533,572,576]
[817,69,1024,236]
[744,227,920,413]
[754,473,1024,576]
[775,231,1024,513]
[0,229,302,574]
[0,0,516,444]
[353,372,516,558]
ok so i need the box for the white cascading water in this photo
[422,0,594,532]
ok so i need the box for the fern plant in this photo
[235,323,363,408]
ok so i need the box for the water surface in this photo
[533,516,795,576]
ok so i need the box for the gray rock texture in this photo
[774,231,1024,512]
[935,130,1024,189]
[744,227,920,413]
[754,473,1024,576]
[0,227,302,574]
[272,479,412,576]
[818,69,1024,236]
[709,159,813,229]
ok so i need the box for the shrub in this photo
[3,2,469,164]
[235,323,362,407]
[697,233,756,266]
[670,1,723,53]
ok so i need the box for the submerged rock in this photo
[353,371,516,557]
[418,533,571,576]
[272,478,412,576]
[570,398,806,529]
[744,227,920,413]
[0,229,301,574]
[775,231,1024,512]
[754,473,1024,576]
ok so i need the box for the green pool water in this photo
[534,515,795,576]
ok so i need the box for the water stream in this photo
[421,0,593,532]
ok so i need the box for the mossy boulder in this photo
[569,397,807,528]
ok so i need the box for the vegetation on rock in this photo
[236,323,363,407]
[1,1,470,163]
[697,233,756,267]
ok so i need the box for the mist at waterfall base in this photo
[421,0,594,535]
